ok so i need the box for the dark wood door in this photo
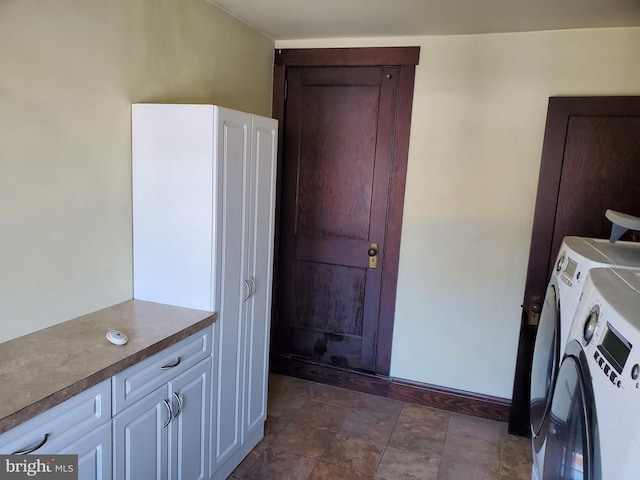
[276,67,398,371]
[509,96,640,436]
[275,66,398,372]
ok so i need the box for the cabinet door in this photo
[59,422,112,480]
[210,107,251,469]
[169,359,211,480]
[113,386,170,480]
[243,115,278,442]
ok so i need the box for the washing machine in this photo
[541,267,640,479]
[530,237,640,480]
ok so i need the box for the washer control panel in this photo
[593,349,622,388]
[583,309,640,392]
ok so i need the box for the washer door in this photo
[542,348,599,480]
[531,282,560,442]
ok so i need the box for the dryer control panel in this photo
[582,310,639,392]
[593,349,623,388]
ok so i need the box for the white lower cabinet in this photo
[169,359,211,480]
[0,380,112,480]
[0,327,216,480]
[113,357,212,480]
[113,385,169,479]
[59,422,112,480]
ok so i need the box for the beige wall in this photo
[0,0,274,342]
[277,28,640,398]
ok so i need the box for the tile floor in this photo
[230,374,532,480]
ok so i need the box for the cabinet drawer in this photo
[112,326,211,414]
[0,380,111,455]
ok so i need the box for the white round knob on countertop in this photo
[106,330,128,345]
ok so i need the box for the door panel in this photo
[276,66,399,372]
[211,108,250,465]
[169,360,210,480]
[59,422,112,480]
[244,115,277,440]
[295,83,378,240]
[509,97,640,436]
[113,386,169,480]
[292,261,364,335]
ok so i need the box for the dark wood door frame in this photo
[271,47,419,375]
[509,96,640,436]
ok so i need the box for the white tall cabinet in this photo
[132,104,278,479]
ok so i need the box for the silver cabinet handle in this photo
[173,392,183,418]
[249,276,257,298]
[243,279,250,302]
[161,357,181,370]
[162,399,172,428]
[12,433,49,455]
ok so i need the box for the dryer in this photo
[530,237,640,480]
[541,268,640,479]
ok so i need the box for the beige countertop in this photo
[0,299,216,434]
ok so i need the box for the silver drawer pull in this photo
[249,276,257,298]
[243,279,250,302]
[162,399,172,427]
[12,433,49,455]
[161,357,181,370]
[173,392,183,418]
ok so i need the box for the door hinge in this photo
[284,79,288,101]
